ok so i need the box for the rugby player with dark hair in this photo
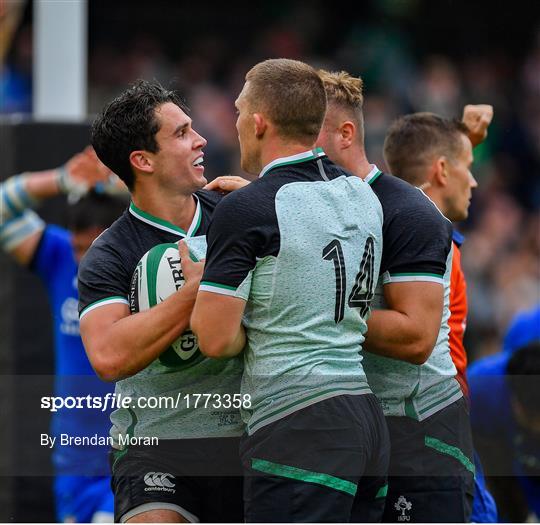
[79,79,244,523]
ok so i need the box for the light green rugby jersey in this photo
[362,243,462,420]
[202,155,384,435]
[110,235,244,449]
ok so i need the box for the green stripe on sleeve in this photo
[424,436,475,474]
[79,296,128,318]
[390,272,443,278]
[251,458,357,496]
[199,281,237,291]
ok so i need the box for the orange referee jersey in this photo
[449,237,469,397]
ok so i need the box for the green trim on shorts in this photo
[112,408,138,472]
[251,458,358,496]
[248,386,370,433]
[424,436,475,474]
[417,384,462,416]
[375,483,388,498]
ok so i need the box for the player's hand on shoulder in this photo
[204,175,250,194]
[462,104,494,147]
[179,240,205,286]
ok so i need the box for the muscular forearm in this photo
[84,283,198,381]
[364,309,436,365]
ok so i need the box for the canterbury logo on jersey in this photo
[143,472,176,492]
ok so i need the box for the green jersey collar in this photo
[129,195,202,237]
[259,147,326,178]
[364,165,382,186]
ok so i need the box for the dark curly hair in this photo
[91,80,188,190]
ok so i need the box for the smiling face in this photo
[148,102,208,194]
[442,133,477,222]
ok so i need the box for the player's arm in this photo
[80,242,203,381]
[0,146,112,265]
[191,292,246,358]
[191,191,258,358]
[462,104,493,147]
[363,196,452,365]
[363,281,443,364]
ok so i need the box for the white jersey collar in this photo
[364,164,382,185]
[129,195,202,237]
[259,147,326,178]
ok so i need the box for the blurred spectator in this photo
[469,306,540,522]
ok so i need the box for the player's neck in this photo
[420,188,447,218]
[347,147,372,179]
[259,141,317,175]
[131,189,197,232]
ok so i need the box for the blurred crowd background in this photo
[2,0,539,362]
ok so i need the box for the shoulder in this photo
[30,224,73,271]
[206,180,280,248]
[41,224,70,243]
[195,188,224,210]
[378,174,451,235]
[503,305,540,354]
[213,179,273,219]
[468,352,509,378]
[35,224,72,255]
[78,214,129,272]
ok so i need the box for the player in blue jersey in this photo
[0,148,127,522]
[469,304,540,522]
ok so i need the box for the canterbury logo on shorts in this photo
[143,472,176,492]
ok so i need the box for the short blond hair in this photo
[318,69,364,142]
[244,59,327,143]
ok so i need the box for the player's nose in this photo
[193,130,207,149]
[469,170,478,189]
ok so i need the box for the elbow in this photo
[405,348,430,365]
[403,338,436,365]
[194,328,236,359]
[89,351,124,382]
[197,337,229,359]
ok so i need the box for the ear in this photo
[129,151,154,175]
[432,156,449,188]
[339,121,356,148]
[253,113,267,139]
